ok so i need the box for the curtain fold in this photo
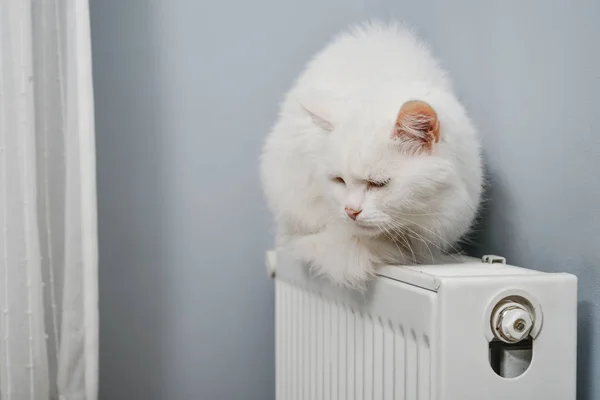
[0,1,98,399]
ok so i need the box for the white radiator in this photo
[268,251,577,400]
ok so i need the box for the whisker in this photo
[385,219,462,263]
[378,222,407,263]
[397,225,434,264]
[383,221,417,264]
[389,215,463,256]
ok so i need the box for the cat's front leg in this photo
[287,227,376,288]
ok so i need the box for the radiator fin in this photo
[276,281,431,400]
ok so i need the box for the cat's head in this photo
[298,85,480,242]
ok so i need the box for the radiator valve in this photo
[491,300,534,343]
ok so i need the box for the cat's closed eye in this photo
[333,176,345,184]
[367,179,390,189]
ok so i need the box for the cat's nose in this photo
[344,207,362,221]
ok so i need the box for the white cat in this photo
[260,21,483,288]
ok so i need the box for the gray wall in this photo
[91,1,600,399]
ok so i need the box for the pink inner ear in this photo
[394,100,440,151]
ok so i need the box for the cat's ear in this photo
[393,100,440,152]
[297,90,337,131]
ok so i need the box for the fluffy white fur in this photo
[260,22,483,288]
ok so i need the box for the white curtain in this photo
[0,1,98,399]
